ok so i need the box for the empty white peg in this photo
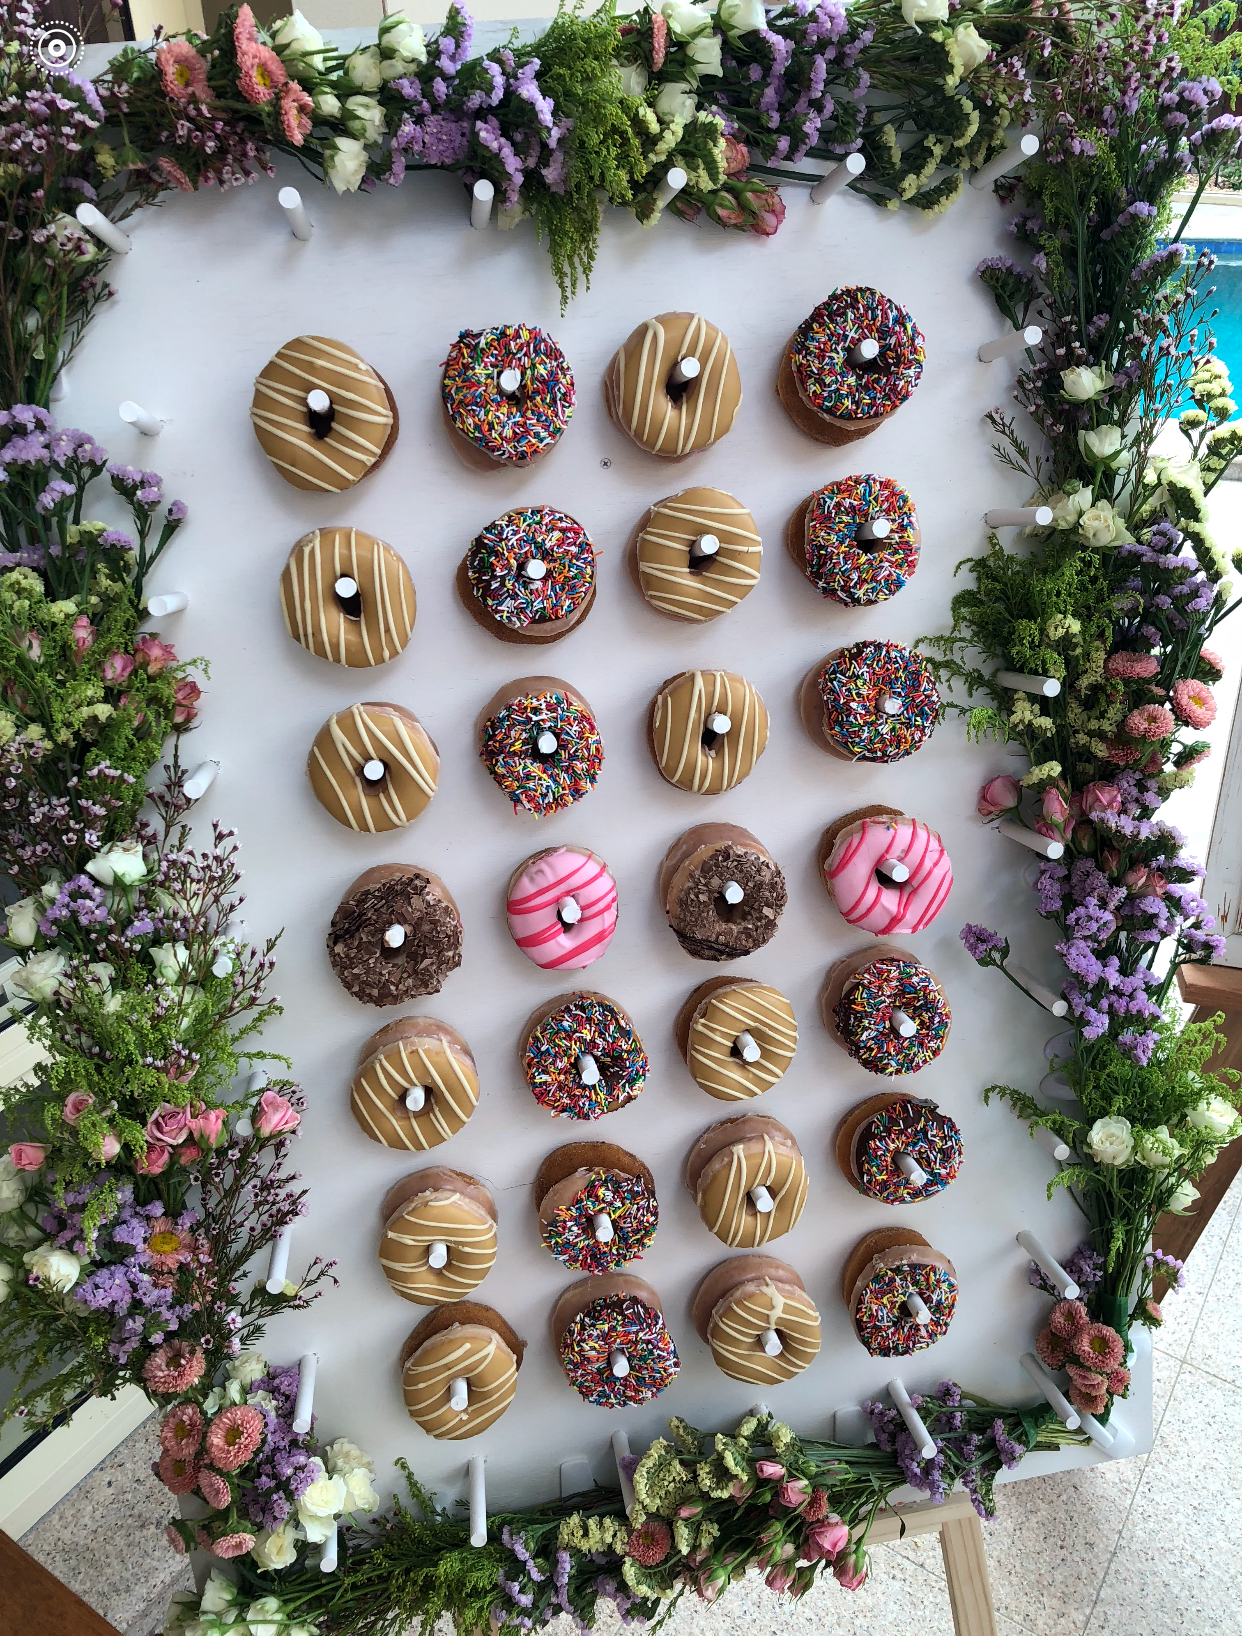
[610,1349,630,1379]
[809,151,866,203]
[1009,962,1070,1017]
[888,1377,936,1459]
[895,1152,929,1187]
[383,924,406,949]
[760,1327,783,1357]
[977,324,1043,363]
[468,1455,487,1547]
[184,761,219,800]
[721,880,744,906]
[985,505,1054,528]
[890,1009,918,1038]
[997,819,1064,860]
[520,558,546,581]
[1033,1124,1072,1162]
[362,759,385,783]
[905,1290,932,1325]
[146,591,189,616]
[612,1429,635,1511]
[404,1085,426,1113]
[850,338,881,366]
[857,516,891,541]
[49,361,68,402]
[749,1185,775,1214]
[734,1030,761,1063]
[119,400,162,438]
[76,201,130,254]
[669,355,701,387]
[451,1377,470,1413]
[559,1455,593,1497]
[320,1520,339,1573]
[265,1224,294,1294]
[1019,1352,1080,1429]
[876,857,910,883]
[578,1053,601,1086]
[557,896,582,926]
[471,178,494,229]
[246,1069,268,1095]
[971,131,1040,190]
[655,166,687,210]
[995,669,1061,697]
[279,185,313,241]
[689,533,720,561]
[1017,1229,1080,1299]
[536,729,558,756]
[292,1352,317,1434]
[1044,1029,1076,1063]
[593,1212,614,1244]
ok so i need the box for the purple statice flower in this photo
[960,923,1007,961]
[1146,1248,1187,1290]
[34,478,74,513]
[1035,861,1069,915]
[990,1418,1024,1470]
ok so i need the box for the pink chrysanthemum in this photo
[211,1532,256,1559]
[1200,647,1225,679]
[279,80,314,146]
[156,156,193,193]
[1073,1322,1125,1370]
[1180,746,1212,770]
[147,1217,195,1272]
[1141,749,1164,775]
[204,1404,265,1472]
[1107,1365,1132,1395]
[157,40,208,102]
[157,1450,201,1495]
[1104,651,1159,680]
[199,1467,232,1509]
[804,1487,830,1523]
[1123,704,1175,741]
[233,1,259,50]
[1035,1328,1069,1370]
[1103,740,1142,765]
[1069,1383,1108,1416]
[1047,1298,1089,1340]
[1171,678,1217,729]
[165,1524,186,1555]
[159,1402,203,1454]
[142,1341,205,1395]
[1065,1361,1107,1392]
[237,41,287,104]
[628,1517,672,1567]
[650,10,669,68]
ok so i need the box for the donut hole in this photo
[713,891,747,924]
[333,580,364,620]
[398,1084,434,1120]
[379,928,410,963]
[359,757,389,791]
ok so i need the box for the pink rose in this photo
[1148,871,1168,898]
[1082,781,1122,816]
[1101,847,1121,875]
[1122,865,1148,892]
[729,1475,754,1501]
[765,1563,797,1594]
[102,650,135,684]
[71,615,96,660]
[62,1091,95,1125]
[677,1500,704,1519]
[16,629,41,660]
[176,1142,202,1167]
[1041,786,1069,828]
[774,1478,810,1509]
[977,774,1019,818]
[147,1103,192,1147]
[1032,819,1058,842]
[138,1143,172,1176]
[9,1143,46,1170]
[173,677,201,725]
[189,1107,228,1148]
[833,1544,868,1591]
[713,202,746,228]
[695,1570,725,1604]
[135,633,178,674]
[749,188,786,236]
[723,135,749,176]
[804,1516,850,1562]
[755,1459,785,1480]
[255,1090,299,1139]
[99,1131,120,1161]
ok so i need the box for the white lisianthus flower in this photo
[85,838,148,887]
[271,9,326,77]
[5,897,41,948]
[344,44,383,90]
[226,1349,269,1387]
[343,95,386,146]
[199,1570,238,1614]
[0,1261,14,1304]
[23,1245,81,1293]
[251,1522,299,1571]
[245,1597,285,1636]
[1167,1178,1200,1213]
[1061,364,1114,402]
[1078,499,1134,548]
[616,60,649,95]
[685,30,724,76]
[1086,1115,1134,1167]
[10,948,67,1002]
[0,1154,32,1213]
[342,1465,380,1513]
[952,21,989,73]
[901,0,949,22]
[313,89,342,117]
[202,1377,245,1416]
[718,0,766,32]
[661,0,715,38]
[378,11,427,65]
[148,942,188,984]
[654,80,698,122]
[1134,1124,1181,1169]
[1186,1095,1239,1138]
[297,1460,348,1542]
[324,137,369,195]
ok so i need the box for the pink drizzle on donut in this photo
[826,816,952,935]
[507,847,619,970]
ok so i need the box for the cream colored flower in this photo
[297,1460,348,1542]
[901,0,949,22]
[272,8,326,76]
[5,896,41,947]
[23,1245,80,1293]
[0,1154,32,1213]
[324,1436,375,1476]
[1061,365,1113,402]
[245,1596,285,1636]
[325,137,369,194]
[343,95,385,145]
[251,1523,299,1570]
[660,0,715,38]
[148,942,188,984]
[85,838,148,887]
[719,0,766,33]
[1046,486,1092,530]
[1086,1115,1134,1167]
[0,1261,14,1304]
[1168,1178,1200,1213]
[226,1349,269,1387]
[378,11,427,65]
[616,60,649,95]
[654,80,698,122]
[1078,499,1134,548]
[313,89,342,117]
[953,21,989,72]
[1186,1096,1239,1138]
[9,948,67,1002]
[199,1570,237,1614]
[1134,1124,1180,1169]
[342,1465,380,1513]
[344,45,383,90]
[685,30,723,76]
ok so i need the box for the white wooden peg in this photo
[383,924,405,949]
[1009,962,1070,1017]
[427,1240,448,1269]
[669,356,701,388]
[978,324,1043,363]
[971,131,1040,189]
[985,505,1054,528]
[592,1212,614,1243]
[279,185,313,241]
[749,1185,774,1213]
[1019,1352,1080,1429]
[733,1030,761,1063]
[890,1008,918,1038]
[578,1053,601,1086]
[520,558,546,581]
[610,1348,630,1378]
[320,1519,339,1573]
[876,857,910,883]
[1017,1229,1080,1299]
[76,202,130,254]
[997,818,1064,860]
[887,1378,936,1459]
[471,178,494,229]
[468,1455,487,1547]
[1033,1124,1072,1162]
[895,1152,929,1187]
[265,1224,293,1293]
[211,954,233,979]
[535,729,558,756]
[612,1429,635,1512]
[146,591,189,616]
[498,368,522,397]
[721,880,744,905]
[995,669,1061,697]
[857,516,891,541]
[362,759,385,783]
[879,694,903,716]
[810,151,865,203]
[557,896,582,926]
[559,1456,593,1497]
[50,361,68,402]
[905,1290,932,1325]
[1039,1071,1076,1103]
[689,533,719,562]
[705,711,732,735]
[184,761,219,800]
[850,338,881,366]
[450,1377,470,1412]
[292,1351,317,1433]
[246,1069,268,1095]
[760,1327,783,1356]
[119,401,163,438]
[404,1085,426,1112]
[655,166,687,210]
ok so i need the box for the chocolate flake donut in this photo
[328,864,463,1005]
[659,823,787,962]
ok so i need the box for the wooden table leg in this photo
[939,1512,999,1636]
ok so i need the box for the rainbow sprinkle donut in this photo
[790,288,925,427]
[807,640,939,763]
[797,476,920,606]
[830,953,950,1076]
[847,1094,962,1203]
[555,1287,680,1406]
[464,508,595,638]
[478,684,603,817]
[853,1256,957,1356]
[441,324,575,466]
[542,1168,659,1274]
[522,993,648,1119]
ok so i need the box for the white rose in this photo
[0,1261,14,1304]
[9,948,67,1002]
[1047,486,1092,530]
[22,1245,81,1293]
[0,1154,32,1213]
[1134,1124,1181,1169]
[341,1465,380,1513]
[685,30,723,77]
[661,0,715,38]
[1167,1178,1200,1214]
[5,897,41,948]
[199,1570,238,1614]
[39,876,62,904]
[272,9,326,77]
[344,44,383,91]
[378,11,427,64]
[226,1349,268,1387]
[85,838,148,887]
[325,137,369,195]
[1078,500,1133,548]
[1079,424,1124,464]
[952,21,989,73]
[162,1593,198,1636]
[324,1436,375,1476]
[343,95,386,146]
[901,0,949,22]
[1186,1096,1239,1138]
[148,942,188,984]
[202,1378,244,1416]
[616,60,649,96]
[1086,1115,1134,1168]
[654,80,698,122]
[1061,364,1114,402]
[250,1522,299,1571]
[313,89,341,117]
[297,1460,348,1542]
[718,0,766,33]
[245,1597,284,1636]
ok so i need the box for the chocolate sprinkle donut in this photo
[667,842,788,962]
[327,869,463,1005]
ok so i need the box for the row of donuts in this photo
[306,651,941,838]
[249,291,925,492]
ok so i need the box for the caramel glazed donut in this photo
[250,335,398,492]
[649,670,769,795]
[401,1301,524,1438]
[280,527,415,668]
[605,312,742,459]
[659,823,788,962]
[686,1114,808,1248]
[307,702,439,833]
[379,1167,497,1305]
[630,488,762,624]
[327,864,464,1006]
[349,1016,480,1152]
[692,1255,821,1384]
[676,976,798,1101]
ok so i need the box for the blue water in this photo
[1201,257,1242,393]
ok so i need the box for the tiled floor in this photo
[19,1168,1242,1636]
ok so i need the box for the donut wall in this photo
[64,155,1133,1509]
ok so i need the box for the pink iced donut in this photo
[506,847,619,971]
[819,807,952,936]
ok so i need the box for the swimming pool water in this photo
[1199,257,1242,394]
